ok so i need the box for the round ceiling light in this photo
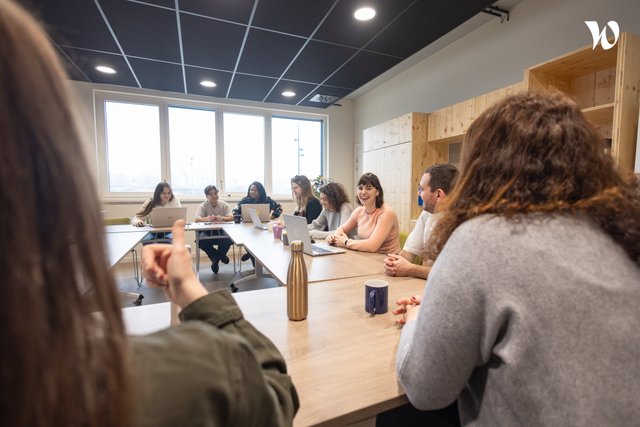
[354,7,375,21]
[282,91,296,97]
[95,65,116,74]
[200,80,217,88]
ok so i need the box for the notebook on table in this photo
[248,207,269,230]
[150,207,187,227]
[283,214,345,256]
[241,203,270,223]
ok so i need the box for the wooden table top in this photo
[122,274,425,426]
[222,223,386,285]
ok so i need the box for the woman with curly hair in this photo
[308,182,356,239]
[395,92,640,425]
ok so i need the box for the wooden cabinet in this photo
[426,82,524,169]
[525,32,640,174]
[362,113,428,234]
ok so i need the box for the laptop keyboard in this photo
[312,244,334,254]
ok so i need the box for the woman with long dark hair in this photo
[0,2,298,426]
[290,174,321,224]
[232,181,282,219]
[326,173,400,254]
[132,181,181,242]
[395,92,640,425]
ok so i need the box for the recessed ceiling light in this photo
[95,65,116,74]
[200,80,217,88]
[282,91,296,97]
[354,7,375,21]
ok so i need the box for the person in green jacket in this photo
[0,1,298,426]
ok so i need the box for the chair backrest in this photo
[104,217,131,226]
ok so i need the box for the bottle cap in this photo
[290,240,304,252]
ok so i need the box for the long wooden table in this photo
[222,223,386,285]
[122,273,426,426]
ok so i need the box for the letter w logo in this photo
[585,21,620,50]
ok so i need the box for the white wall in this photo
[69,81,354,219]
[354,0,640,141]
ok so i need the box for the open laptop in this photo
[241,203,271,223]
[247,207,269,230]
[150,207,187,227]
[283,214,346,256]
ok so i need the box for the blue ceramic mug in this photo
[365,279,388,315]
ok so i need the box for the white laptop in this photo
[283,214,345,256]
[150,207,187,227]
[247,207,269,230]
[241,203,270,223]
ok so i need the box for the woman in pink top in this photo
[327,173,401,254]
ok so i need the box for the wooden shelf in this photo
[582,103,614,124]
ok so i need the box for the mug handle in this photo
[369,290,377,315]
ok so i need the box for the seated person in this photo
[291,175,322,224]
[384,164,458,279]
[326,173,400,254]
[394,92,640,425]
[0,2,300,424]
[194,185,233,274]
[308,182,356,239]
[131,181,181,243]
[233,181,282,263]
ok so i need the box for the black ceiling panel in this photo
[367,0,496,57]
[180,13,245,71]
[324,51,402,89]
[253,0,335,37]
[228,74,278,102]
[312,0,415,48]
[263,80,318,105]
[99,0,181,63]
[179,0,255,24]
[60,47,139,87]
[185,66,233,99]
[237,28,306,78]
[129,58,184,93]
[18,0,496,109]
[23,0,118,53]
[284,41,357,84]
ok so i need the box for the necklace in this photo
[364,207,377,214]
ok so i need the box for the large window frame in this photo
[95,91,327,201]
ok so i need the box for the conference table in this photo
[222,223,387,285]
[123,273,425,426]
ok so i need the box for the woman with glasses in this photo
[326,173,400,254]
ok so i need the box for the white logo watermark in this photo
[585,21,620,50]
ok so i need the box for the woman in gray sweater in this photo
[308,182,356,239]
[394,92,640,426]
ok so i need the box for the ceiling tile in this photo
[312,0,415,48]
[181,13,245,71]
[179,0,255,24]
[99,0,181,63]
[263,79,318,105]
[129,57,184,93]
[324,51,402,89]
[237,28,306,78]
[284,41,357,84]
[228,74,278,102]
[60,47,138,86]
[185,66,232,98]
[22,0,118,53]
[253,0,335,36]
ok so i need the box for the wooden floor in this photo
[114,255,278,307]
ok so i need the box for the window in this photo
[222,113,265,193]
[96,91,326,200]
[104,101,160,192]
[271,117,322,195]
[168,106,216,196]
